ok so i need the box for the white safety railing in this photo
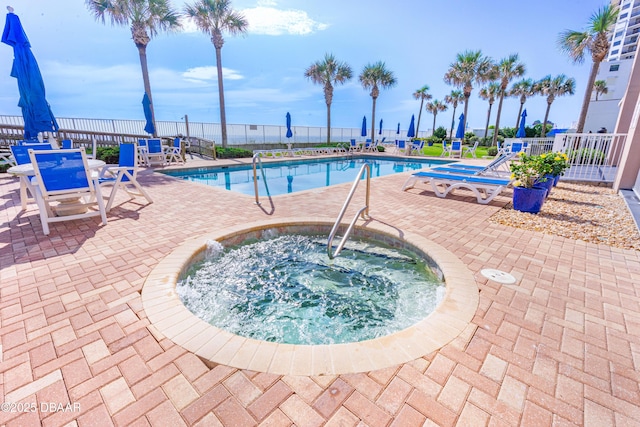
[552,133,627,183]
[0,114,429,146]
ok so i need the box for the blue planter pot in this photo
[553,174,560,187]
[535,175,555,198]
[513,186,547,214]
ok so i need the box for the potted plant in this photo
[542,151,570,186]
[509,153,552,214]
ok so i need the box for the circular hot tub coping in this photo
[141,217,479,376]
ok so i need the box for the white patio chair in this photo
[28,148,107,235]
[99,143,153,212]
[463,140,479,158]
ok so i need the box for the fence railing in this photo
[0,115,428,146]
[553,133,627,183]
[505,134,627,183]
[504,137,555,156]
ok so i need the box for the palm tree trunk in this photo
[370,97,377,143]
[215,46,228,148]
[462,96,470,136]
[492,94,505,146]
[432,113,437,137]
[484,104,493,139]
[137,45,157,137]
[449,106,457,140]
[326,102,331,145]
[576,61,600,133]
[515,101,524,130]
[416,99,424,137]
[541,101,552,137]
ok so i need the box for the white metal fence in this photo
[0,115,428,145]
[505,134,627,183]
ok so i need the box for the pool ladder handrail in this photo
[252,153,271,205]
[327,163,371,259]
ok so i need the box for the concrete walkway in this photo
[1,155,640,426]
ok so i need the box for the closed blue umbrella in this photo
[286,112,293,138]
[516,109,527,138]
[407,115,416,138]
[142,93,155,135]
[396,122,400,135]
[361,116,367,137]
[2,10,58,140]
[379,119,383,135]
[455,113,465,139]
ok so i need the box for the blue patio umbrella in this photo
[379,119,383,135]
[142,93,155,135]
[361,116,367,137]
[455,113,465,139]
[285,112,293,138]
[396,122,400,135]
[516,109,527,138]
[2,11,59,140]
[407,115,416,138]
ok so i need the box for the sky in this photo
[0,0,612,135]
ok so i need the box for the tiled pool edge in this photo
[140,218,479,375]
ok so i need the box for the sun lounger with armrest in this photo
[402,170,513,204]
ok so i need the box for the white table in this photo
[8,159,105,211]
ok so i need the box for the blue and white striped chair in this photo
[99,143,153,212]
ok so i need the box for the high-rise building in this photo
[608,0,640,61]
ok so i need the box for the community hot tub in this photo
[141,219,479,375]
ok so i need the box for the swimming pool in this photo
[161,156,453,196]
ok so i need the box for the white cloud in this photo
[179,2,328,36]
[242,6,329,35]
[182,66,244,83]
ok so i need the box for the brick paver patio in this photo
[1,155,639,426]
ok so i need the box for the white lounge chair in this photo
[28,148,107,235]
[402,170,513,204]
[432,152,517,177]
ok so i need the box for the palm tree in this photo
[479,82,501,139]
[184,0,248,148]
[413,85,432,138]
[359,62,397,142]
[304,54,353,145]
[425,100,448,136]
[593,79,608,101]
[509,78,535,129]
[558,4,619,133]
[535,75,576,137]
[444,90,464,140]
[444,50,495,133]
[85,0,181,137]
[491,54,526,145]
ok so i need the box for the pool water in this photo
[176,234,446,345]
[161,156,452,196]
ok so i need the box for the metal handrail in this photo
[327,163,370,259]
[252,153,271,205]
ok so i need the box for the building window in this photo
[616,30,624,38]
[622,2,630,9]
[611,50,620,55]
[614,40,621,46]
[610,64,620,71]
[621,12,629,19]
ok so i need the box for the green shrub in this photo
[487,146,498,157]
[96,146,119,164]
[216,147,253,159]
[433,126,447,140]
[377,145,385,152]
[568,148,605,164]
[425,136,441,145]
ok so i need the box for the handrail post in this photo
[252,153,271,205]
[327,163,371,259]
